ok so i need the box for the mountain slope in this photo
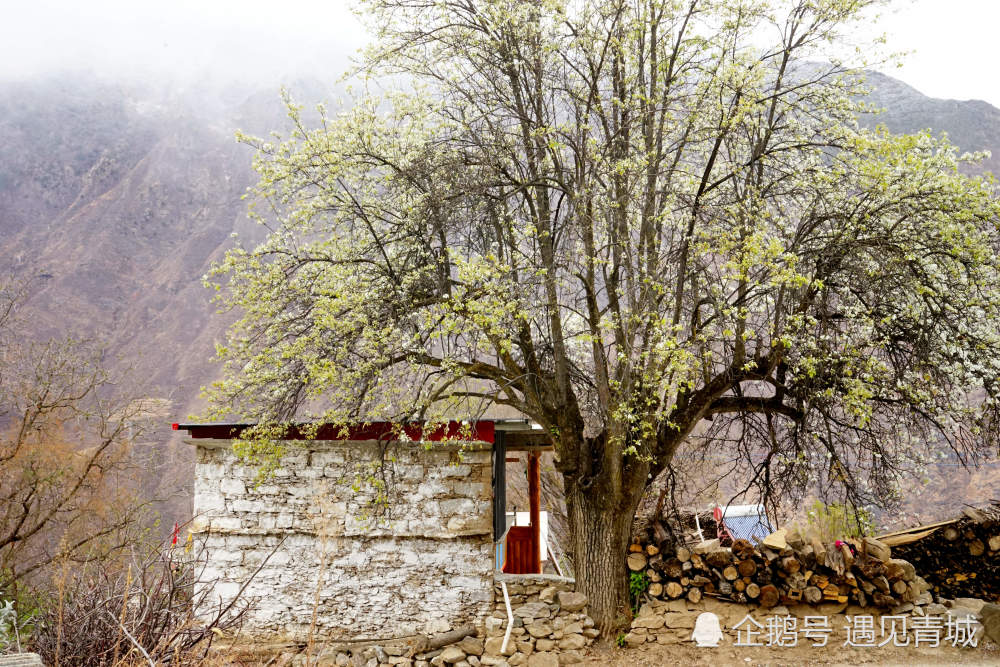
[0,76,334,412]
[0,72,997,526]
[863,70,1000,174]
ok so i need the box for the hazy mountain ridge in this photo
[863,70,1000,174]
[0,78,157,240]
[0,75,333,409]
[0,71,997,525]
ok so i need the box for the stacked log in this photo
[886,503,1000,601]
[627,529,930,610]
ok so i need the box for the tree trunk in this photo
[565,482,641,636]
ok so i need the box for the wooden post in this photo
[529,451,541,574]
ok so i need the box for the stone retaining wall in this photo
[0,655,44,667]
[624,595,988,648]
[300,575,600,667]
[481,574,600,665]
[191,438,495,640]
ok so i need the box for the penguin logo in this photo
[692,612,724,647]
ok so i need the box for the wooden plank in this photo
[876,518,959,542]
[879,527,940,547]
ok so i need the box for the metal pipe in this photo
[500,581,514,655]
[546,540,563,577]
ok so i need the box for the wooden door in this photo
[503,526,537,574]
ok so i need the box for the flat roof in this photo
[173,419,552,450]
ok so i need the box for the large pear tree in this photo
[207,0,1000,630]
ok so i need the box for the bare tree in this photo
[0,278,153,589]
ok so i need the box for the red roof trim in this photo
[174,421,496,444]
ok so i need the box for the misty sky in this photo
[0,0,366,87]
[1,0,998,108]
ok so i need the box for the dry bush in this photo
[0,278,266,664]
[27,529,261,666]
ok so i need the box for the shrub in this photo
[627,571,649,613]
[26,528,265,666]
[801,500,873,542]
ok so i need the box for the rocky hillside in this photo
[864,70,1000,175]
[0,75,333,413]
[1,71,997,526]
[0,74,329,517]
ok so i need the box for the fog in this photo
[865,0,1000,109]
[0,0,365,90]
[1,0,999,108]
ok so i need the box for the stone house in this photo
[174,419,552,643]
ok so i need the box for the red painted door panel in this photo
[503,526,538,574]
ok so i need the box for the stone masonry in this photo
[190,438,495,641]
[299,574,600,666]
[482,574,599,666]
[623,595,987,648]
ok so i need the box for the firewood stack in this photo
[626,527,931,610]
[886,503,1000,602]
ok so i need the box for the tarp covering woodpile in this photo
[718,504,774,544]
[878,502,1000,602]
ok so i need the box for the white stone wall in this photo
[190,439,495,641]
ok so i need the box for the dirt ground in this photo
[579,640,1000,666]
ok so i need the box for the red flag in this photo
[713,505,730,541]
[171,521,179,546]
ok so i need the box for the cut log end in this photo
[627,552,648,572]
[758,584,779,608]
[803,586,822,604]
[968,539,985,557]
